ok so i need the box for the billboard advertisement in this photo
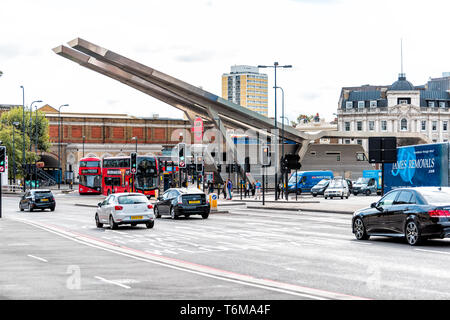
[383,143,449,193]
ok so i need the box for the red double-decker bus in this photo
[102,155,159,197]
[78,157,102,195]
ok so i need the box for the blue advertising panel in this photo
[383,143,449,193]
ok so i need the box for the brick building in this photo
[39,105,192,182]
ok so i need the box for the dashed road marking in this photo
[27,254,48,263]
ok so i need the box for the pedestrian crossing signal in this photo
[0,146,5,173]
[130,152,137,173]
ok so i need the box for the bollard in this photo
[209,193,218,211]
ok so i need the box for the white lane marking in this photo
[94,276,131,289]
[15,218,369,300]
[415,249,450,255]
[27,254,48,263]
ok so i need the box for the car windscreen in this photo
[356,177,369,184]
[328,180,344,188]
[117,195,148,204]
[420,189,450,205]
[316,179,329,186]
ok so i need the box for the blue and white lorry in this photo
[383,142,449,193]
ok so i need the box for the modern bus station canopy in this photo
[52,38,323,144]
[52,38,430,162]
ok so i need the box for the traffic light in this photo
[178,143,186,168]
[195,155,203,173]
[130,152,137,174]
[244,157,250,173]
[284,154,301,170]
[0,146,5,173]
[261,145,270,167]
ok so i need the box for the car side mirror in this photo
[371,202,383,211]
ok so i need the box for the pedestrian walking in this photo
[222,183,227,199]
[245,181,250,198]
[251,182,256,196]
[254,180,262,200]
[226,178,233,200]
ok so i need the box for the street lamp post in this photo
[12,122,19,184]
[82,136,85,157]
[34,107,39,188]
[58,104,69,190]
[28,100,42,189]
[20,86,25,192]
[132,136,138,154]
[274,86,286,200]
[257,62,291,200]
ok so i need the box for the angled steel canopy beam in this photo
[206,107,255,184]
[54,44,263,134]
[61,38,322,143]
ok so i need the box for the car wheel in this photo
[405,220,422,246]
[346,195,349,199]
[29,205,33,212]
[353,192,358,196]
[50,206,55,212]
[341,195,344,199]
[146,221,154,229]
[154,206,161,218]
[109,215,118,230]
[312,194,317,197]
[95,214,103,228]
[324,196,327,199]
[202,213,209,219]
[365,190,371,196]
[330,197,333,199]
[170,207,177,220]
[353,217,370,240]
[20,205,24,212]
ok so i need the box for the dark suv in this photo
[19,189,56,212]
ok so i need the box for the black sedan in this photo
[311,179,330,197]
[19,189,55,212]
[154,188,210,219]
[352,187,450,245]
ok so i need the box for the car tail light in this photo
[428,209,450,217]
[147,204,153,209]
[114,205,123,211]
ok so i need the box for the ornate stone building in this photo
[337,73,450,152]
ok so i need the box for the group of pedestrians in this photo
[214,179,263,200]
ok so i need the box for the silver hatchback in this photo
[95,193,155,229]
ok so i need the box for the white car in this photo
[95,193,155,229]
[324,179,350,199]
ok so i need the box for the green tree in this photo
[291,114,314,127]
[0,107,51,179]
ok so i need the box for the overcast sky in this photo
[0,0,449,124]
